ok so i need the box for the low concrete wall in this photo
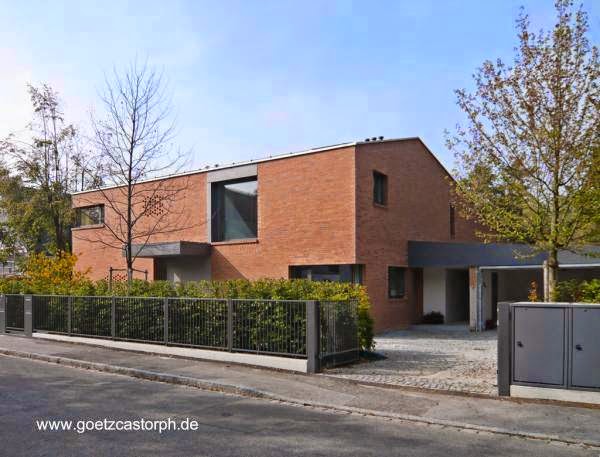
[32,333,309,373]
[510,385,600,405]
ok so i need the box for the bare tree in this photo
[80,61,192,284]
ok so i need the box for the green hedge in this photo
[0,277,375,351]
[553,279,600,303]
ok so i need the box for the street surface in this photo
[0,355,594,457]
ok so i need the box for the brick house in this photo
[71,137,482,332]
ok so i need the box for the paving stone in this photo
[325,326,498,395]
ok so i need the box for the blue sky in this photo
[1,0,598,172]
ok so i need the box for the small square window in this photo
[75,205,104,227]
[373,171,388,206]
[388,266,405,298]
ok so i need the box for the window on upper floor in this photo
[75,205,104,227]
[211,177,258,242]
[373,171,388,206]
[388,266,405,298]
[450,204,456,239]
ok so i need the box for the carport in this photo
[408,242,600,331]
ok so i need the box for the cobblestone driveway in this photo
[325,325,498,395]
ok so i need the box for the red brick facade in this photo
[354,139,478,331]
[72,139,478,332]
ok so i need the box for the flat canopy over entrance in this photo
[128,241,211,258]
[408,241,600,268]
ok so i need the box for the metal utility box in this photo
[512,306,566,386]
[571,307,600,389]
[498,302,600,400]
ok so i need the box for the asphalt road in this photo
[0,355,595,457]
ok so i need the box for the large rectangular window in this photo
[290,265,363,284]
[373,171,388,206]
[211,177,258,242]
[388,266,405,298]
[75,205,104,227]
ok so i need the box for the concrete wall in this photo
[423,268,446,317]
[481,269,493,323]
[164,256,211,283]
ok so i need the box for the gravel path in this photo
[325,325,498,395]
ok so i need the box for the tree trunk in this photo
[125,241,133,291]
[545,249,559,301]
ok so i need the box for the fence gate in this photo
[319,300,360,368]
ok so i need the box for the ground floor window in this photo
[289,264,363,284]
[388,266,406,298]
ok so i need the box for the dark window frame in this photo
[388,266,406,299]
[75,204,104,227]
[289,264,363,284]
[373,171,388,206]
[211,176,258,242]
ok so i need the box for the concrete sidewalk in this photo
[1,334,599,447]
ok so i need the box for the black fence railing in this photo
[232,299,307,357]
[168,298,228,349]
[0,294,359,371]
[33,295,69,334]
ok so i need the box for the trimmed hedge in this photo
[0,277,375,351]
[552,279,600,303]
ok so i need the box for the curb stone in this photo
[1,348,598,450]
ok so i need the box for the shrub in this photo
[25,251,92,294]
[422,311,444,324]
[0,272,375,351]
[553,279,600,303]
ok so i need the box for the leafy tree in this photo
[448,0,600,299]
[0,164,47,260]
[0,84,100,255]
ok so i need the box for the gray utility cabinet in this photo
[498,302,600,396]
[571,307,600,389]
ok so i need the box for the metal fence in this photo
[0,294,360,371]
[168,298,227,349]
[320,300,360,367]
[232,299,307,357]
